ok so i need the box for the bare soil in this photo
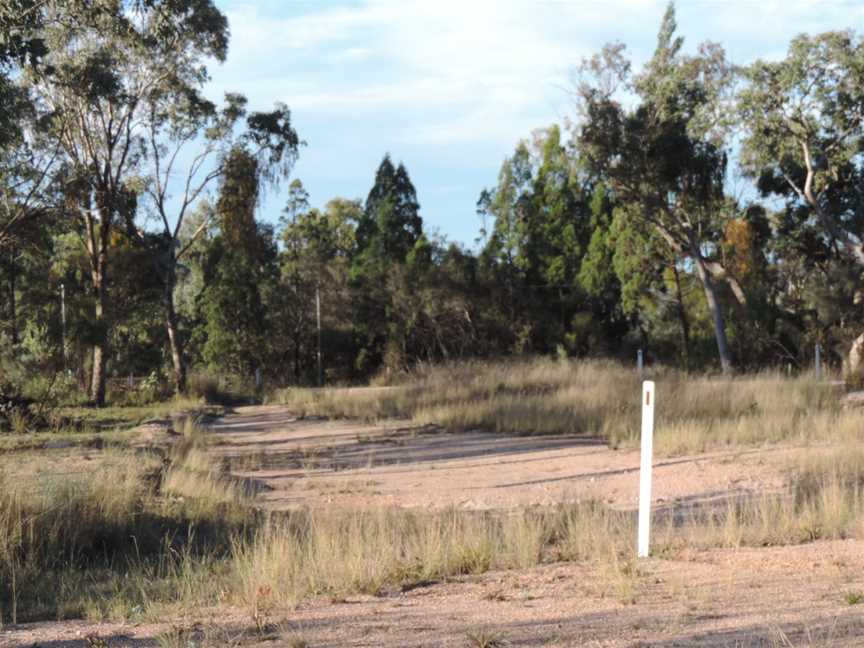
[209,405,791,512]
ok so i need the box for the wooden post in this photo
[316,283,323,387]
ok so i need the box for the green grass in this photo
[0,397,226,453]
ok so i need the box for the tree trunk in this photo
[163,276,186,395]
[693,253,732,374]
[90,268,108,405]
[8,246,17,346]
[671,263,690,370]
[85,196,111,407]
[849,332,864,376]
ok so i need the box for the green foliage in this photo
[5,1,864,395]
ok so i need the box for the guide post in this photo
[638,380,655,558]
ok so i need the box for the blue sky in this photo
[206,0,864,248]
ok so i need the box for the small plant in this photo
[156,625,197,648]
[251,584,275,637]
[7,409,29,435]
[844,591,863,605]
[465,627,508,648]
[482,589,507,602]
[85,635,110,648]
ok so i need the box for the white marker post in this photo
[638,380,655,558]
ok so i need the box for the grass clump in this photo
[465,627,508,647]
[0,423,255,624]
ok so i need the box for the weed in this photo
[844,591,863,605]
[465,627,508,648]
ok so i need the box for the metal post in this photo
[637,348,644,377]
[255,367,261,390]
[316,283,323,387]
[815,343,822,381]
[60,283,67,374]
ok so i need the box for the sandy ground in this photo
[208,405,791,512]
[4,405,862,648]
[5,539,864,647]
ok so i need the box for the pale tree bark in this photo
[693,249,732,374]
[785,141,864,373]
[162,257,186,395]
[849,332,864,375]
[89,257,108,405]
[653,219,739,372]
[83,196,112,406]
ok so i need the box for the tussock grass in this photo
[654,448,864,552]
[275,358,851,455]
[227,503,628,609]
[0,423,253,624]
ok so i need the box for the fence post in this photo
[638,380,655,558]
[637,349,644,377]
[815,343,822,381]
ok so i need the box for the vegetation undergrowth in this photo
[3,417,864,624]
[275,358,850,454]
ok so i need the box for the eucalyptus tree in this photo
[136,90,299,394]
[737,30,864,372]
[197,147,279,379]
[19,0,300,401]
[277,193,358,383]
[21,0,230,404]
[0,1,63,354]
[576,4,743,372]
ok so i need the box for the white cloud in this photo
[211,0,864,243]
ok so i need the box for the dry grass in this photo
[0,423,252,624]
[3,360,864,627]
[274,358,851,455]
[3,440,864,624]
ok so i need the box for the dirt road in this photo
[209,405,790,512]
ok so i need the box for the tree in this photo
[23,0,230,404]
[137,87,299,394]
[477,143,534,341]
[576,3,743,372]
[738,30,864,372]
[277,189,357,383]
[356,155,422,262]
[351,155,424,373]
[198,147,277,378]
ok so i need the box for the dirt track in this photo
[210,405,791,513]
[5,405,861,648]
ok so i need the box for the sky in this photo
[206,0,864,248]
